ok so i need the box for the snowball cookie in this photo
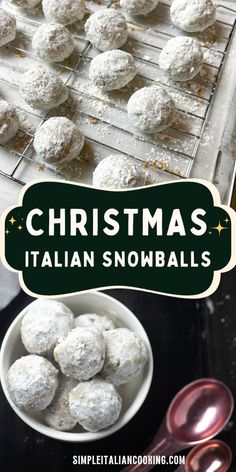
[43,377,77,431]
[0,9,16,47]
[120,0,159,16]
[69,378,122,432]
[127,85,175,134]
[42,0,85,25]
[0,100,19,144]
[7,355,59,411]
[20,67,68,110]
[21,299,74,356]
[74,314,116,333]
[7,0,41,9]
[159,36,203,82]
[170,0,216,33]
[32,23,74,62]
[93,155,144,189]
[89,50,137,92]
[102,328,148,385]
[34,117,84,164]
[85,9,128,52]
[54,327,106,381]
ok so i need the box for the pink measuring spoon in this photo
[123,379,234,472]
[176,440,232,472]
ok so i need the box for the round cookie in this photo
[42,0,85,25]
[102,328,148,385]
[43,377,78,431]
[32,23,74,62]
[85,9,128,51]
[74,314,116,333]
[21,299,74,356]
[93,155,144,190]
[120,0,159,16]
[127,85,175,134]
[69,378,122,432]
[0,9,16,47]
[33,117,84,164]
[0,99,19,144]
[7,355,59,411]
[54,327,106,381]
[170,0,216,33]
[7,0,41,9]
[159,36,203,82]
[89,50,137,91]
[19,67,68,110]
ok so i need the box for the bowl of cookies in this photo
[0,292,153,442]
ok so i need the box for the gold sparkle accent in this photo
[17,225,23,231]
[211,221,228,236]
[9,216,16,225]
[5,229,10,235]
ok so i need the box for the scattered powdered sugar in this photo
[69,377,122,432]
[205,297,215,315]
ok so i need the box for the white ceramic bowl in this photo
[0,292,153,442]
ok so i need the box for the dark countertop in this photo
[0,269,236,472]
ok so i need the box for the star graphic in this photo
[17,225,23,231]
[211,221,228,236]
[224,218,230,224]
[209,231,212,235]
[5,229,10,235]
[9,216,16,225]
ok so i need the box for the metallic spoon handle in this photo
[123,422,186,472]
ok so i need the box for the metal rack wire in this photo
[0,0,236,189]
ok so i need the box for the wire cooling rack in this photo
[0,0,236,201]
